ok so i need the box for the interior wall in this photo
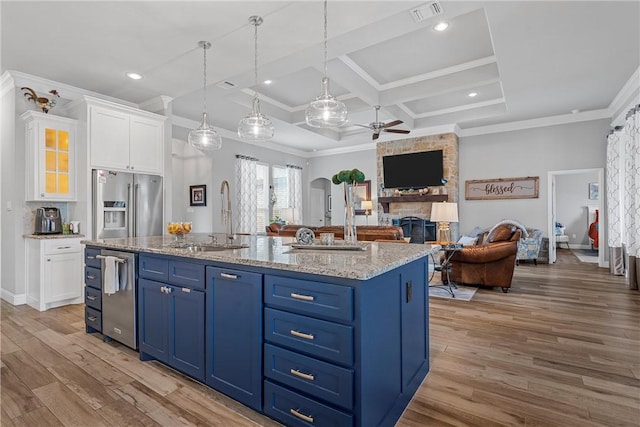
[171,137,308,234]
[556,171,599,248]
[458,119,610,235]
[307,149,378,226]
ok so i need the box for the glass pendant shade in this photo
[238,15,274,141]
[305,77,348,128]
[189,112,222,150]
[238,96,274,140]
[305,0,348,128]
[189,40,222,151]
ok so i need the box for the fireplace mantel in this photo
[378,194,448,213]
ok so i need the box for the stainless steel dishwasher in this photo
[98,249,137,349]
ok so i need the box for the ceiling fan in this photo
[353,105,410,140]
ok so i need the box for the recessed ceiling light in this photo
[571,109,580,114]
[433,22,449,32]
[468,92,478,97]
[263,79,272,85]
[126,72,143,80]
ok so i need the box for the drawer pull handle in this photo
[290,292,314,301]
[87,295,97,301]
[290,409,314,423]
[87,275,96,280]
[290,368,315,381]
[87,255,96,259]
[87,316,97,322]
[57,246,71,249]
[290,330,314,340]
[181,288,191,293]
[220,273,238,280]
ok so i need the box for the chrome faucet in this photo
[220,180,234,241]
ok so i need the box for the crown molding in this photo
[609,66,639,127]
[458,109,611,138]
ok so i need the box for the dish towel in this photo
[103,256,120,295]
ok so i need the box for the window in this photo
[271,165,303,224]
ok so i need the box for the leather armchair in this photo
[443,223,521,293]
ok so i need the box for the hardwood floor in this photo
[2,248,639,426]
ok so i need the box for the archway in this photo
[309,178,332,226]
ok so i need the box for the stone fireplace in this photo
[376,133,459,238]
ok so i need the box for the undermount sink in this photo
[185,243,249,252]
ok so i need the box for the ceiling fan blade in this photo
[372,132,380,140]
[384,129,410,134]
[383,120,403,129]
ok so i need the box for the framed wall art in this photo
[190,184,207,206]
[354,180,371,215]
[588,182,599,200]
[465,176,539,200]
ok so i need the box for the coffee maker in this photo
[35,207,63,234]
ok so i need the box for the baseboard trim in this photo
[1,289,27,305]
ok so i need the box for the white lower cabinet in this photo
[27,237,83,311]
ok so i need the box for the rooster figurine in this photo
[21,87,60,113]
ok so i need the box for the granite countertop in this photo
[82,233,441,280]
[25,234,86,239]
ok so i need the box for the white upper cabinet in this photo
[22,111,78,201]
[86,98,166,175]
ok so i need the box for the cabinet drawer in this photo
[264,344,353,410]
[85,248,101,268]
[264,308,353,366]
[265,276,353,322]
[85,286,102,310]
[139,255,168,282]
[264,380,353,427]
[44,238,81,255]
[85,307,102,332]
[168,260,205,290]
[85,267,101,290]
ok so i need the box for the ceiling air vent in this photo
[216,80,236,89]
[410,1,443,23]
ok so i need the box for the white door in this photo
[309,188,325,226]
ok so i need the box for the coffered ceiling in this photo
[2,1,638,155]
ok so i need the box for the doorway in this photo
[309,178,331,226]
[547,168,605,267]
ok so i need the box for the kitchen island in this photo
[83,234,438,427]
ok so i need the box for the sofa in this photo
[443,222,521,293]
[266,223,405,242]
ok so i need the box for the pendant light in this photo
[305,0,348,128]
[188,41,222,151]
[238,16,274,140]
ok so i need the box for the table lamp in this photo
[430,202,458,244]
[361,200,373,225]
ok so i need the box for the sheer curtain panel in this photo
[235,155,258,235]
[287,165,303,224]
[606,105,640,289]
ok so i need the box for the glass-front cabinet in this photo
[22,111,78,201]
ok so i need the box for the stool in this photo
[556,234,569,249]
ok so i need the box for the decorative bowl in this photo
[167,222,192,236]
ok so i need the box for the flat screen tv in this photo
[382,150,444,190]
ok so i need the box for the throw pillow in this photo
[458,235,478,246]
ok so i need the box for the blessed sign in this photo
[465,176,539,200]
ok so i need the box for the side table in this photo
[430,243,462,297]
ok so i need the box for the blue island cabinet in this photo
[205,267,263,411]
[263,257,429,427]
[138,255,206,381]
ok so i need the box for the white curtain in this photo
[287,165,303,224]
[606,105,640,289]
[235,156,258,234]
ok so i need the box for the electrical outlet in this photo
[572,234,576,239]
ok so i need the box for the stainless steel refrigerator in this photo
[93,169,163,239]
